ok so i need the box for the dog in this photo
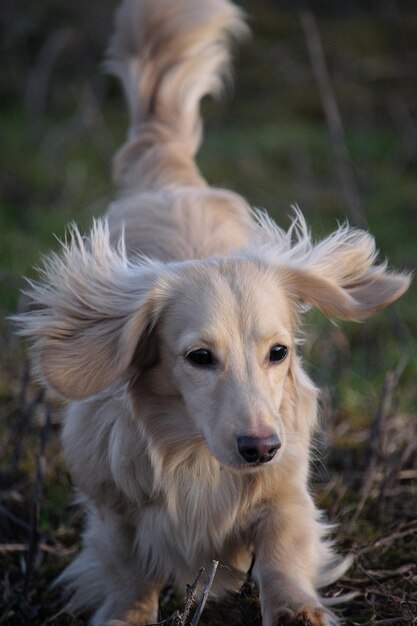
[15,1,410,624]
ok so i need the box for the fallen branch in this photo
[0,504,30,531]
[345,359,407,532]
[300,11,367,229]
[149,561,218,626]
[342,562,415,584]
[367,359,408,459]
[354,520,417,558]
[24,400,52,595]
[0,541,77,557]
[190,560,219,626]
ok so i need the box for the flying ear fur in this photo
[13,221,170,400]
[252,208,411,320]
[279,266,410,321]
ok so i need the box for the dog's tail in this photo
[106,0,247,190]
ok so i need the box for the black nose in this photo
[237,434,281,464]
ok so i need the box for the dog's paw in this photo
[276,605,337,626]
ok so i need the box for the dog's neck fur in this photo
[64,355,315,569]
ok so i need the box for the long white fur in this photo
[14,1,410,625]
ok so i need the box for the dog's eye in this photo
[186,349,215,368]
[269,344,288,364]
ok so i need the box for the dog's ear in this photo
[280,262,410,321]
[13,221,171,400]
[255,210,411,320]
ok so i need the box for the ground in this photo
[1,1,416,624]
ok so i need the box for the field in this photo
[1,1,416,624]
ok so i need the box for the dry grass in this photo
[1,346,416,625]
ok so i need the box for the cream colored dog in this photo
[16,1,410,625]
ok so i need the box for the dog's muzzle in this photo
[237,434,281,464]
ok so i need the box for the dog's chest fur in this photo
[64,390,273,586]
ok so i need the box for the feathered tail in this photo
[106,0,247,189]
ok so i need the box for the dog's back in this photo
[105,0,252,262]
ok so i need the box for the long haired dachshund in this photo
[15,1,410,624]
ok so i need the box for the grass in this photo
[1,1,416,624]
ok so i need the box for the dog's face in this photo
[16,216,410,474]
[157,260,295,468]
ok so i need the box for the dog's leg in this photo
[62,507,165,626]
[95,580,162,626]
[119,586,161,625]
[252,490,337,626]
[103,584,161,626]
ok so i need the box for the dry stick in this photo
[10,387,45,463]
[18,356,31,408]
[300,11,367,230]
[24,29,72,122]
[355,562,411,607]
[80,83,116,164]
[377,434,416,510]
[5,355,43,464]
[182,568,205,625]
[0,542,77,556]
[354,520,417,558]
[343,563,415,585]
[150,610,182,626]
[149,568,205,626]
[7,358,39,466]
[368,358,407,456]
[190,560,219,626]
[344,358,407,534]
[0,504,30,531]
[24,400,52,596]
[373,619,409,625]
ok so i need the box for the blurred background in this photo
[0,1,416,624]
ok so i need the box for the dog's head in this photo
[15,213,410,471]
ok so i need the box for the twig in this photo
[149,568,205,626]
[150,562,219,626]
[342,563,415,584]
[24,29,73,122]
[24,401,52,596]
[0,504,30,531]
[354,520,417,558]
[300,11,367,229]
[354,562,413,609]
[344,359,407,532]
[3,356,51,502]
[0,542,77,557]
[149,611,182,626]
[0,543,31,553]
[388,95,417,162]
[18,356,31,409]
[190,560,219,626]
[183,568,205,625]
[4,358,44,467]
[377,435,416,509]
[80,82,116,164]
[368,358,407,457]
[373,619,410,625]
